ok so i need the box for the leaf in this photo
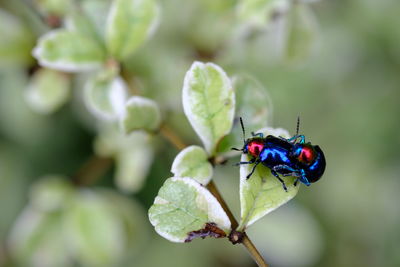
[94,127,154,193]
[182,62,235,155]
[24,69,70,114]
[148,177,231,243]
[171,146,213,185]
[121,96,161,133]
[218,74,273,154]
[0,9,35,67]
[238,127,300,230]
[63,190,125,267]
[236,0,289,27]
[84,73,128,121]
[8,207,72,267]
[285,3,318,63]
[106,0,160,60]
[32,29,106,72]
[29,175,73,212]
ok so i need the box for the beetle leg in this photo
[234,157,256,166]
[293,178,299,187]
[246,160,261,179]
[271,170,288,192]
[251,132,264,138]
[299,169,311,186]
[287,135,305,144]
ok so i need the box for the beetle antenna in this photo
[239,117,246,144]
[296,116,300,136]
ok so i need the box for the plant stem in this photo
[159,127,269,267]
[207,181,268,267]
[72,155,113,186]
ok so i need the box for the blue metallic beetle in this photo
[233,118,326,191]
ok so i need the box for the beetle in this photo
[233,117,326,191]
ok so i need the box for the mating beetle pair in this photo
[233,118,326,191]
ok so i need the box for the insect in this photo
[233,117,326,191]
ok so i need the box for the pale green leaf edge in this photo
[170,145,213,185]
[149,177,231,243]
[182,61,235,156]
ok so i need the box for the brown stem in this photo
[72,156,113,186]
[159,127,269,267]
[159,124,187,150]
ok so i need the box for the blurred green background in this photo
[1,0,400,266]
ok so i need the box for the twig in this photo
[72,156,113,186]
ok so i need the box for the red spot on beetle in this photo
[298,146,316,164]
[248,140,264,158]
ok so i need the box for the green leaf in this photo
[121,96,161,133]
[33,29,106,72]
[95,126,154,193]
[171,146,213,185]
[237,0,289,27]
[8,206,72,267]
[148,177,231,243]
[238,127,300,230]
[0,9,35,67]
[182,62,235,155]
[24,69,70,114]
[30,175,73,212]
[285,3,318,63]
[218,74,273,154]
[63,190,125,267]
[84,73,128,121]
[106,0,160,60]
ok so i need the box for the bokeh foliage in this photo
[1,0,400,267]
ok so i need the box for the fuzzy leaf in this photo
[237,0,289,27]
[0,9,35,67]
[171,146,213,185]
[33,29,106,72]
[238,127,300,230]
[24,69,70,114]
[8,207,72,267]
[84,73,128,121]
[95,127,154,193]
[148,177,231,243]
[218,74,273,154]
[182,62,235,155]
[121,96,161,133]
[63,190,125,267]
[106,0,160,60]
[285,3,318,63]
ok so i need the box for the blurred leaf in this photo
[0,9,35,67]
[106,0,160,60]
[219,74,273,154]
[238,127,299,230]
[30,175,73,212]
[8,207,72,267]
[63,190,125,267]
[84,72,128,121]
[33,0,71,16]
[284,3,318,63]
[65,9,102,44]
[80,0,111,41]
[95,127,154,193]
[33,29,106,72]
[121,96,161,133]
[236,0,289,27]
[148,177,231,242]
[99,189,149,254]
[24,69,70,114]
[182,62,235,156]
[171,145,213,185]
